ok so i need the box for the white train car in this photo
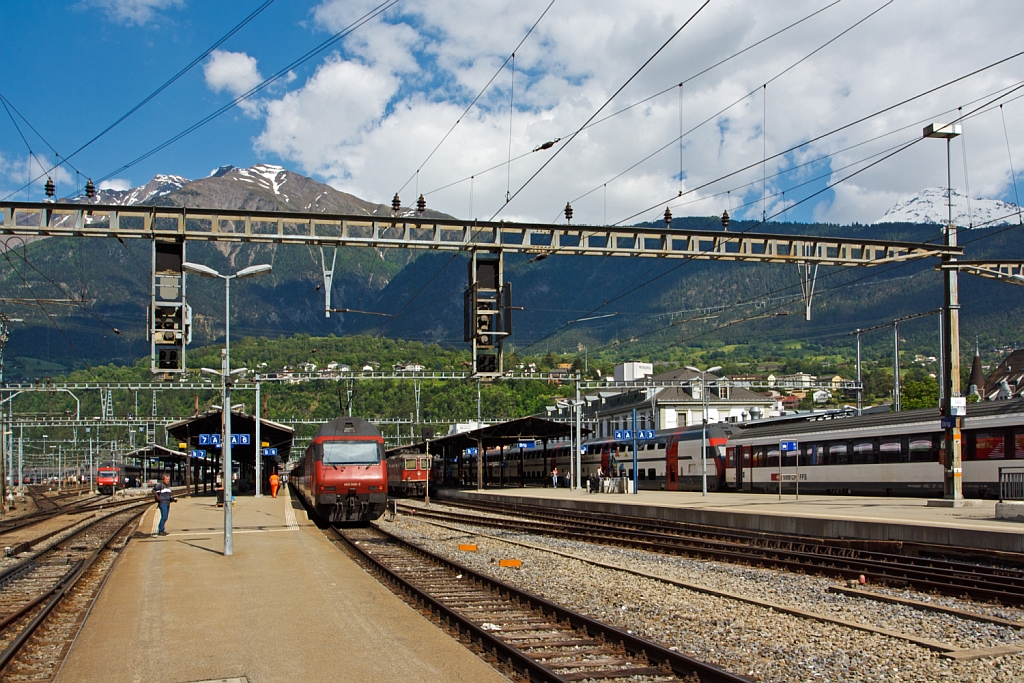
[507,423,735,491]
[723,399,1024,498]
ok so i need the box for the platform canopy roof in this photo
[386,416,587,457]
[121,444,188,463]
[165,409,295,462]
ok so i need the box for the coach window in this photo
[638,469,646,480]
[824,442,840,465]
[405,458,418,469]
[1014,430,1024,458]
[909,435,937,462]
[766,446,780,468]
[879,437,903,463]
[783,445,797,468]
[853,439,875,464]
[973,431,1006,459]
[805,443,825,466]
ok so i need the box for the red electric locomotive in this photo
[386,454,431,497]
[97,461,140,494]
[292,416,387,523]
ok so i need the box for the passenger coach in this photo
[291,417,387,522]
[724,399,1024,497]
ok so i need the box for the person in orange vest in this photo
[269,472,280,498]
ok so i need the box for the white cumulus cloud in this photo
[99,179,133,192]
[242,0,1024,226]
[204,50,264,98]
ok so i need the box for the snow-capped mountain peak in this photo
[875,187,1022,228]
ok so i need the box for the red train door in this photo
[666,437,679,491]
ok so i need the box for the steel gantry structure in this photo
[2,200,961,376]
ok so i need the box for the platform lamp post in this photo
[685,365,721,496]
[923,122,964,504]
[184,261,273,556]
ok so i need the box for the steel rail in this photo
[404,500,1024,606]
[0,508,143,675]
[330,524,750,683]
[2,201,959,266]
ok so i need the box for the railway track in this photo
[399,499,1024,607]
[330,523,750,683]
[0,500,150,681]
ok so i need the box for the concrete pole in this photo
[942,135,964,501]
[222,348,233,556]
[893,322,901,412]
[575,381,582,490]
[856,330,863,416]
[255,377,262,498]
[476,437,483,491]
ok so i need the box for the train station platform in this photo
[439,487,1024,554]
[55,491,509,683]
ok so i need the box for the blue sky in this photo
[2,0,1023,226]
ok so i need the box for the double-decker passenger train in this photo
[470,399,1024,498]
[291,417,387,522]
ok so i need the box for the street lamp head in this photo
[923,122,961,139]
[707,366,722,374]
[684,366,699,373]
[183,262,222,279]
[235,264,272,279]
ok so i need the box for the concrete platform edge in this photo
[439,490,1024,552]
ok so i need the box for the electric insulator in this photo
[85,178,96,200]
[392,193,401,213]
[664,206,672,228]
[417,194,426,214]
[721,209,730,229]
[564,202,573,223]
[44,177,55,199]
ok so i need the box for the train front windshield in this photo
[322,442,380,465]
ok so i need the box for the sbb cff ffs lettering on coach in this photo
[387,454,432,497]
[292,417,387,522]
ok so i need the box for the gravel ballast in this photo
[381,502,1024,683]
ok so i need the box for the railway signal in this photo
[149,240,191,375]
[464,252,512,379]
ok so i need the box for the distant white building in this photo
[448,421,489,435]
[614,362,653,382]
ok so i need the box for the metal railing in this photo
[998,466,1024,502]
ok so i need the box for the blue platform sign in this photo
[230,433,251,446]
[199,433,222,446]
[780,440,799,452]
[940,417,956,429]
[190,449,206,459]
[517,440,536,449]
[261,447,278,457]
[638,430,656,440]
[614,430,633,440]
[465,447,478,455]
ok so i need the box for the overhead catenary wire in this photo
[520,83,1024,356]
[0,0,278,200]
[491,0,713,220]
[5,0,400,199]
[562,0,894,218]
[614,46,1024,227]
[421,0,844,205]
[394,0,558,199]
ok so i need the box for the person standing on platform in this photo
[551,467,558,489]
[269,471,280,498]
[153,474,172,537]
